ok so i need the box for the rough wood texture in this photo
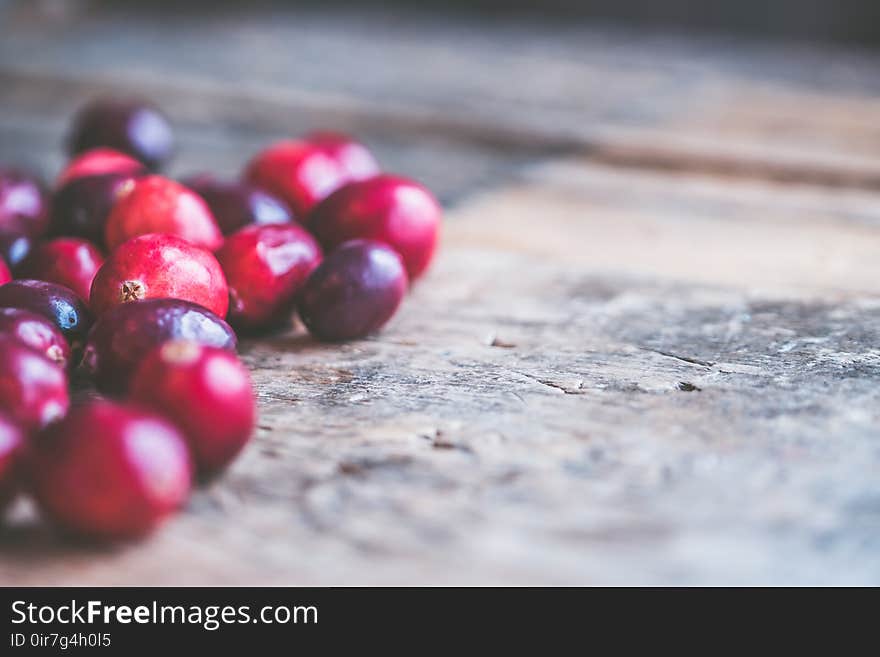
[1,3,880,585]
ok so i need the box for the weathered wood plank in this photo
[456,159,880,296]
[3,158,880,585]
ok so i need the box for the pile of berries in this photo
[0,98,441,540]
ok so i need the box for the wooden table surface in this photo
[2,2,880,585]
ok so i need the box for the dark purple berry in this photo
[183,174,292,235]
[67,98,174,170]
[0,231,34,270]
[0,279,92,345]
[298,239,408,341]
[51,172,137,245]
[82,298,237,393]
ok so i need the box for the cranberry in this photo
[0,413,24,512]
[244,136,378,216]
[56,148,145,187]
[0,258,9,286]
[0,167,49,238]
[17,237,104,303]
[0,231,33,269]
[0,335,69,432]
[90,233,228,318]
[0,308,71,367]
[104,175,223,251]
[298,239,407,341]
[131,341,255,473]
[29,400,191,539]
[67,98,174,170]
[82,298,237,393]
[183,174,292,235]
[51,172,136,246]
[306,132,380,182]
[215,223,321,331]
[307,174,441,280]
[0,279,92,346]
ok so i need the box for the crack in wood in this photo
[515,371,586,395]
[640,348,715,369]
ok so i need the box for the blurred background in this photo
[13,0,880,42]
[3,0,880,206]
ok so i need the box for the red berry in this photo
[105,175,223,251]
[0,167,49,238]
[52,173,137,246]
[17,237,104,303]
[56,148,145,187]
[131,341,255,473]
[215,223,321,331]
[83,298,237,394]
[183,174,292,235]
[0,279,92,346]
[244,136,378,216]
[0,258,9,285]
[305,132,380,183]
[308,175,441,280]
[298,239,408,341]
[0,335,69,432]
[0,413,24,513]
[0,308,70,368]
[67,98,174,170]
[90,233,229,318]
[29,400,191,539]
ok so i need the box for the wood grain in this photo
[3,157,880,585]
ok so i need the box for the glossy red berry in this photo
[0,413,24,513]
[67,98,174,170]
[17,237,104,303]
[131,341,255,473]
[105,175,223,251]
[83,298,237,394]
[215,223,321,331]
[0,279,92,345]
[56,148,145,187]
[305,132,381,183]
[244,136,378,216]
[0,335,69,432]
[90,233,229,318]
[307,174,441,280]
[183,174,292,235]
[298,239,408,341]
[0,308,71,368]
[0,167,49,238]
[29,400,191,539]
